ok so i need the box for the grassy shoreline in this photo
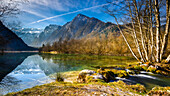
[5,81,146,96]
[5,68,170,96]
[5,78,170,96]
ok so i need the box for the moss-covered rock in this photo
[129,84,146,94]
[146,65,157,73]
[103,71,115,82]
[133,65,142,71]
[141,65,148,71]
[86,75,105,83]
[147,87,170,96]
[97,68,105,74]
[97,69,116,82]
[117,70,129,78]
[160,71,170,76]
[139,64,149,71]
[77,72,87,83]
[77,69,96,83]
[110,69,129,78]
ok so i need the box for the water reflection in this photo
[0,76,21,94]
[0,53,35,81]
[0,55,58,95]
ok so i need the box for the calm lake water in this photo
[0,53,170,95]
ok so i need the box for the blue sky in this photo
[14,0,116,28]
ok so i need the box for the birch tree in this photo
[155,0,161,62]
[160,0,170,61]
[105,0,168,63]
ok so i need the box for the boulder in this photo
[77,69,96,83]
[103,71,115,82]
[97,69,116,82]
[79,69,96,75]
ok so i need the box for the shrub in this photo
[55,73,64,82]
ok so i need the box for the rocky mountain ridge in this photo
[31,14,117,47]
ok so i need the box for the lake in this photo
[0,53,170,95]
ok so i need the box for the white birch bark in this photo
[155,0,161,62]
[160,0,170,61]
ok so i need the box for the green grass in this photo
[5,81,147,96]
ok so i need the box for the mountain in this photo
[0,21,37,51]
[13,28,43,47]
[31,14,117,47]
[32,24,61,47]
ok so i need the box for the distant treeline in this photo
[40,32,131,56]
[40,30,170,57]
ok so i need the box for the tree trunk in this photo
[128,1,145,62]
[160,0,170,61]
[149,0,154,62]
[133,0,149,62]
[113,15,139,61]
[155,0,161,62]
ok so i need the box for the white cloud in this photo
[28,2,112,25]
[27,0,69,11]
[22,9,47,18]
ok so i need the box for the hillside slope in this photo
[0,21,37,51]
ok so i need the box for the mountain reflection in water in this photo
[0,54,59,95]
